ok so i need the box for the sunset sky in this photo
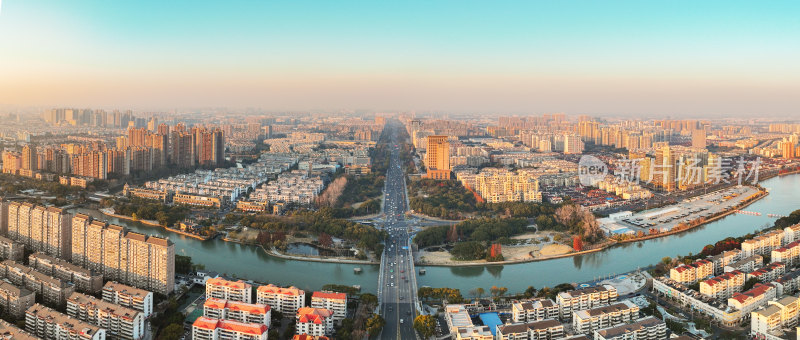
[1,0,798,116]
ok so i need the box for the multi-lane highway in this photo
[379,122,418,339]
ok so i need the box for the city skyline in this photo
[1,1,799,116]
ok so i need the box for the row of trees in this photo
[417,287,465,304]
[108,198,190,227]
[224,208,387,253]
[413,217,529,248]
[409,179,478,219]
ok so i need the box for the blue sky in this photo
[1,0,798,116]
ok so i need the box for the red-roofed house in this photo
[746,262,786,283]
[311,291,346,320]
[192,316,268,340]
[206,278,252,303]
[204,298,271,327]
[699,270,745,300]
[296,307,333,337]
[772,241,800,267]
[669,259,713,284]
[728,283,777,316]
[292,335,330,340]
[257,284,305,314]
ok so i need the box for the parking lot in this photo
[606,186,760,235]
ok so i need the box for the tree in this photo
[523,286,537,298]
[573,236,583,251]
[157,324,184,340]
[318,232,333,248]
[365,314,385,336]
[476,287,485,299]
[743,277,760,291]
[413,315,436,339]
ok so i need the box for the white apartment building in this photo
[593,316,666,340]
[25,303,107,340]
[192,317,268,340]
[556,284,618,320]
[669,259,713,284]
[66,292,144,340]
[728,283,778,318]
[102,281,154,318]
[511,298,559,323]
[572,300,640,335]
[751,295,800,340]
[773,240,800,267]
[257,284,305,314]
[296,307,334,337]
[310,291,346,321]
[699,270,745,300]
[742,230,784,258]
[206,278,252,303]
[495,319,564,340]
[204,298,271,327]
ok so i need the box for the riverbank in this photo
[98,208,211,241]
[262,245,378,265]
[414,186,768,267]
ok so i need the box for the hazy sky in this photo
[1,1,798,116]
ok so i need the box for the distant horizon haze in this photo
[0,1,798,117]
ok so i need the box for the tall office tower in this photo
[424,135,451,180]
[692,128,707,149]
[21,145,37,171]
[171,132,195,167]
[563,134,584,154]
[654,145,676,192]
[72,216,174,294]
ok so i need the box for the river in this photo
[417,174,800,294]
[70,208,381,294]
[73,174,799,296]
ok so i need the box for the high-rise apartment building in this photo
[692,128,707,149]
[171,131,195,167]
[6,203,71,260]
[563,134,584,154]
[22,145,37,171]
[70,215,175,295]
[653,145,676,192]
[425,135,451,180]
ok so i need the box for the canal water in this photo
[70,208,381,294]
[73,174,800,295]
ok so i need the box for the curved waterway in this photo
[73,174,799,296]
[70,208,381,294]
[418,174,800,294]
